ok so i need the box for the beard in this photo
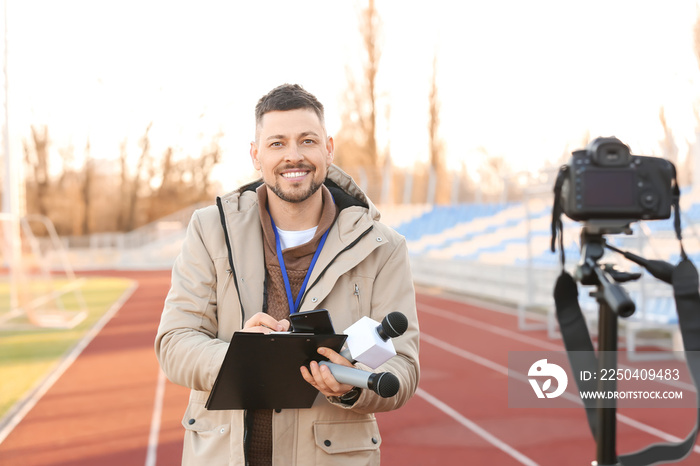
[267,165,324,203]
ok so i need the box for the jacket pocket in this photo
[181,396,232,465]
[313,419,381,465]
[349,276,374,320]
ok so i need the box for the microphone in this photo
[377,312,409,340]
[319,361,400,398]
[342,312,408,369]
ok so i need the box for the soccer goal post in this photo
[0,213,88,329]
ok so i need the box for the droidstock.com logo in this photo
[528,359,568,399]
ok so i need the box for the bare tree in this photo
[23,125,51,218]
[156,146,175,199]
[125,123,153,231]
[193,132,223,199]
[359,0,381,169]
[334,0,385,200]
[57,142,75,190]
[20,120,223,236]
[477,153,513,202]
[81,139,93,235]
[428,52,450,204]
[143,132,223,222]
[116,138,129,231]
[455,162,475,203]
[428,54,442,172]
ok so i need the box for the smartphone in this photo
[290,309,336,335]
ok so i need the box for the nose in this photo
[285,143,304,163]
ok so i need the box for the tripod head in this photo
[574,221,639,318]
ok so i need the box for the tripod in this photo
[575,222,641,466]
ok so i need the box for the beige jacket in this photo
[155,165,420,465]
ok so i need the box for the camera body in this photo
[560,137,674,221]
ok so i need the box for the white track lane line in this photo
[416,387,539,466]
[420,302,696,393]
[421,331,700,455]
[145,368,166,466]
[419,303,563,351]
[0,281,139,445]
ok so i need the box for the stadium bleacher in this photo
[384,193,700,357]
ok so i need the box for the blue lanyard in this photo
[269,213,330,314]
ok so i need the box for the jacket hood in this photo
[224,164,382,221]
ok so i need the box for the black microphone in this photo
[376,312,409,341]
[319,361,400,398]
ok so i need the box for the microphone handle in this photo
[319,361,399,398]
[319,361,374,389]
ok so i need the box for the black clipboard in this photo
[205,332,347,410]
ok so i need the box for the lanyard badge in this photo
[269,212,330,314]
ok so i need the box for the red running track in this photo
[0,269,698,465]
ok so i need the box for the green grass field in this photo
[0,277,134,421]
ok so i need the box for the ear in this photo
[326,136,335,165]
[250,142,261,170]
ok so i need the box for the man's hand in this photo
[242,312,290,333]
[300,347,355,397]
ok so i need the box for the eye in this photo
[302,139,316,145]
[269,141,283,148]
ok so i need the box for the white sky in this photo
[4,0,700,191]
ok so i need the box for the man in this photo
[155,84,420,466]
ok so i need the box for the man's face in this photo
[250,108,334,204]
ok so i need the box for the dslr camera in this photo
[559,137,675,222]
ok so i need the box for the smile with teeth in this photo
[281,171,309,179]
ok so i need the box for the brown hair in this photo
[255,84,325,129]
